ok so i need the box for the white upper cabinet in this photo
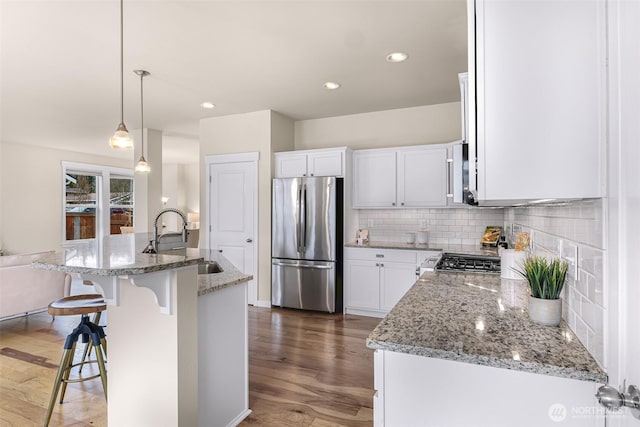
[352,145,449,209]
[275,153,308,178]
[352,150,397,208]
[468,0,606,204]
[274,148,346,178]
[397,147,448,207]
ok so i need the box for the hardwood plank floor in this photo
[0,305,379,426]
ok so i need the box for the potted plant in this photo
[514,256,568,326]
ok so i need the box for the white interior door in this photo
[606,1,639,424]
[209,160,257,305]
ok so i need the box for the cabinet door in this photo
[473,0,605,202]
[397,147,448,207]
[307,151,343,177]
[352,151,397,208]
[346,259,381,310]
[275,153,307,178]
[380,261,418,311]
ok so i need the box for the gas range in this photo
[435,253,501,274]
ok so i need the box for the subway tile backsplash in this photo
[357,207,505,245]
[504,199,606,368]
[357,199,606,368]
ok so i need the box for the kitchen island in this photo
[33,233,252,427]
[367,271,606,427]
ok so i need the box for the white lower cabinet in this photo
[379,262,419,312]
[373,350,603,427]
[345,247,428,317]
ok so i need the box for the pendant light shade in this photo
[134,69,150,174]
[135,155,151,173]
[110,0,133,150]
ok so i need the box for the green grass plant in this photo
[513,256,568,300]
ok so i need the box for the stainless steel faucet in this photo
[142,208,188,254]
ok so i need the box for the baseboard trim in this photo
[226,409,252,427]
[252,300,271,308]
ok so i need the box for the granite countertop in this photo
[32,233,252,296]
[345,241,499,257]
[194,249,253,296]
[366,271,606,383]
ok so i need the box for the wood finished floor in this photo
[0,306,380,426]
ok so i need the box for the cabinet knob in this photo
[376,263,379,267]
[380,263,384,267]
[303,173,306,177]
[310,173,314,176]
[392,202,396,206]
[401,202,405,206]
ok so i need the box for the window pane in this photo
[110,176,134,234]
[65,173,97,240]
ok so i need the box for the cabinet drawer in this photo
[345,247,417,264]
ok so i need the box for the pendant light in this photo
[134,69,151,173]
[109,0,133,150]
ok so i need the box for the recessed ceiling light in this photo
[200,102,215,109]
[386,52,409,63]
[323,82,341,90]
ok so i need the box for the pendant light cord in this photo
[140,72,144,153]
[120,0,124,123]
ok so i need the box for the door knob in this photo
[246,238,253,243]
[596,384,640,419]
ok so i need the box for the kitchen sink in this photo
[198,262,223,275]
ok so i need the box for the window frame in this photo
[62,161,133,245]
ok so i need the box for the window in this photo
[62,162,133,243]
[109,176,134,235]
[65,173,98,240]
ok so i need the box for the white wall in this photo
[294,102,461,150]
[162,162,200,232]
[0,141,4,253]
[0,141,131,255]
[199,110,294,303]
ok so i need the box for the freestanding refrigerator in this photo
[271,176,343,313]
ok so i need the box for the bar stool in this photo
[43,294,107,427]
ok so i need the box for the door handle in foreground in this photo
[246,238,253,243]
[596,384,640,419]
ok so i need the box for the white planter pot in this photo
[528,296,562,326]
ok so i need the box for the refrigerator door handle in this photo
[297,184,303,253]
[272,261,333,270]
[302,184,307,252]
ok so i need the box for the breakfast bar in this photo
[33,234,252,427]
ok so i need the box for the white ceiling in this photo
[0,0,467,164]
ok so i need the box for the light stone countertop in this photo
[32,233,251,297]
[345,241,499,257]
[366,271,606,383]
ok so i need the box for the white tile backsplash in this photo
[504,199,606,367]
[358,207,505,245]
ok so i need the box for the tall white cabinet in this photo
[468,0,606,204]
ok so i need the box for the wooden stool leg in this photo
[58,341,77,404]
[43,348,74,427]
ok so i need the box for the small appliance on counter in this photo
[417,229,429,244]
[480,226,503,247]
[356,229,369,246]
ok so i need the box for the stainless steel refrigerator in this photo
[271,177,343,313]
